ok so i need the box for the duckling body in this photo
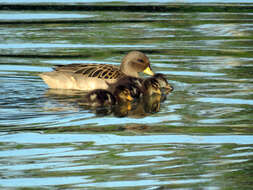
[83,89,116,107]
[109,76,143,99]
[109,74,168,99]
[114,73,173,97]
[39,51,154,91]
[83,84,134,107]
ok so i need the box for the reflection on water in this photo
[45,89,164,118]
[0,1,253,189]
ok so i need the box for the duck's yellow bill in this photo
[143,66,154,76]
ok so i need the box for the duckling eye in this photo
[124,90,129,95]
[152,84,157,88]
[154,82,160,88]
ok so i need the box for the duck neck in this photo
[120,62,139,78]
[127,71,139,78]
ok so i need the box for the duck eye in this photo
[137,59,144,63]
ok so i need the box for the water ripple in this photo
[197,97,253,105]
[1,133,253,145]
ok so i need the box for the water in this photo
[1,1,253,189]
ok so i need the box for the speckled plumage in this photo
[39,51,154,91]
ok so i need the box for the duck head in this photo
[120,51,154,77]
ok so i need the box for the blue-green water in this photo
[0,1,253,189]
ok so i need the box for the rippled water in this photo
[1,1,253,189]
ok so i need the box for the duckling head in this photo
[120,51,154,77]
[153,73,173,92]
[124,76,143,90]
[116,76,143,98]
[87,89,116,107]
[114,85,134,103]
[143,78,162,96]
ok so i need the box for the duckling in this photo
[142,77,162,96]
[108,76,143,99]
[117,73,173,97]
[84,89,116,107]
[110,75,164,98]
[153,73,173,93]
[113,84,134,104]
[83,84,133,107]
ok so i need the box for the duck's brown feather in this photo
[54,64,125,79]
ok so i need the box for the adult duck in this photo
[39,51,154,91]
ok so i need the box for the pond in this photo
[0,0,253,189]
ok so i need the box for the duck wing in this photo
[54,64,125,79]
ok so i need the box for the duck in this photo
[81,84,134,107]
[111,74,165,98]
[152,73,173,93]
[116,75,163,96]
[82,89,116,107]
[39,51,154,91]
[114,73,173,97]
[109,76,144,99]
[142,77,162,96]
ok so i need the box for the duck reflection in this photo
[113,101,132,117]
[127,94,162,118]
[44,89,166,117]
[143,94,161,113]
